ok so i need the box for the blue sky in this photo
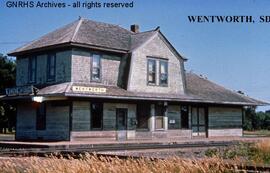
[0,0,269,111]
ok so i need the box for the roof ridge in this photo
[131,29,157,35]
[83,18,134,34]
[71,18,84,42]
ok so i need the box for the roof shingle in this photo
[185,72,268,105]
[32,73,268,106]
[8,18,158,55]
[10,20,79,54]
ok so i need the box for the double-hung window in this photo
[28,56,37,83]
[147,59,156,84]
[147,58,168,86]
[47,53,56,81]
[91,54,101,81]
[159,60,168,85]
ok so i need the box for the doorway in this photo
[116,108,128,140]
[191,107,207,137]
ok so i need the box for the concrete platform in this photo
[0,136,268,152]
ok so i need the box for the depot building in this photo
[2,18,268,141]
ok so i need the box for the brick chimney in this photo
[130,24,139,33]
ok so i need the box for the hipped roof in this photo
[8,18,159,56]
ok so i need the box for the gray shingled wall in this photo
[102,55,121,86]
[16,102,70,141]
[36,54,47,84]
[38,103,69,140]
[208,107,243,137]
[128,34,185,94]
[55,51,72,83]
[16,103,36,140]
[16,58,28,86]
[71,48,122,85]
[72,101,91,131]
[16,50,72,86]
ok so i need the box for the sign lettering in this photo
[72,86,106,93]
[5,86,34,96]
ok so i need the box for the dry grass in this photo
[256,139,270,153]
[0,140,269,173]
[0,154,239,173]
[252,139,270,164]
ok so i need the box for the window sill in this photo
[91,128,103,131]
[136,129,150,132]
[147,83,157,86]
[159,84,168,87]
[155,129,165,131]
[91,80,102,83]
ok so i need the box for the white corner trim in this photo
[127,52,134,90]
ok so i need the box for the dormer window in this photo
[28,56,36,83]
[91,54,101,82]
[159,60,168,85]
[147,59,156,84]
[47,53,56,81]
[147,57,168,86]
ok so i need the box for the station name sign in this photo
[5,86,34,96]
[72,86,107,93]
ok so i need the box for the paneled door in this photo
[191,107,207,137]
[116,108,128,140]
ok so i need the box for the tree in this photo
[244,106,270,131]
[0,54,16,133]
[243,106,256,130]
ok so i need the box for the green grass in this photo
[243,130,270,137]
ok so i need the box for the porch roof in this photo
[185,72,268,106]
[2,73,268,106]
[34,73,269,106]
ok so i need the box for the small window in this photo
[91,54,101,81]
[47,53,56,81]
[91,103,103,129]
[28,56,36,83]
[159,60,168,85]
[36,103,46,130]
[147,59,156,84]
